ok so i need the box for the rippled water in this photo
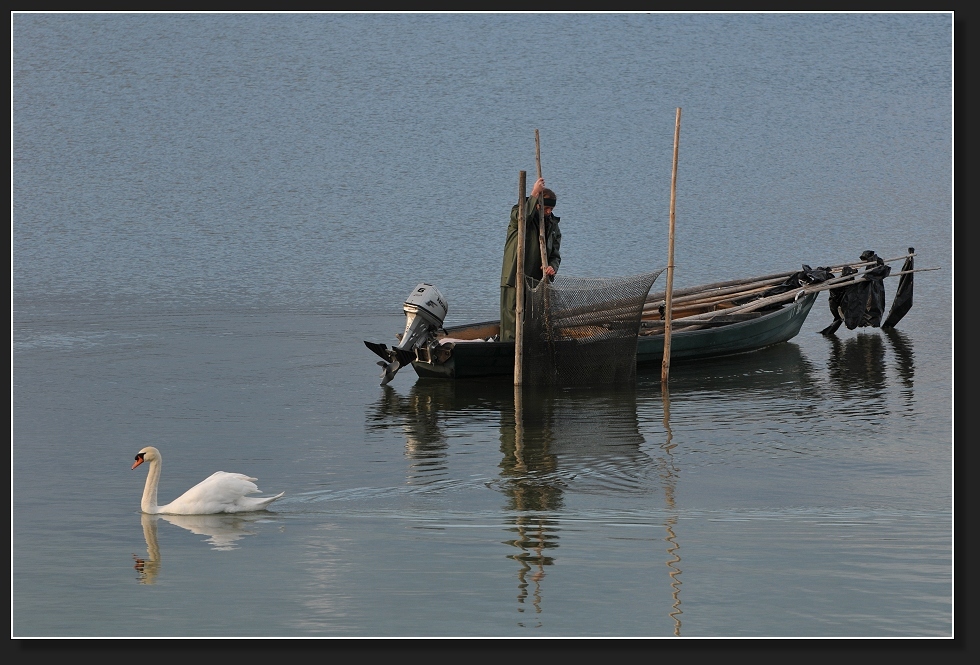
[13,13,952,637]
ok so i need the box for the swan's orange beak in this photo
[132,458,144,470]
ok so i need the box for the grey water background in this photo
[12,13,952,637]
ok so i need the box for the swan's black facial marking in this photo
[135,452,145,462]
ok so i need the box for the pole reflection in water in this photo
[371,375,693,631]
[501,383,667,626]
[660,385,682,636]
[504,385,559,624]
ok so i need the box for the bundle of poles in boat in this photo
[539,250,930,336]
[637,249,931,335]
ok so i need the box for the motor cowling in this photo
[396,283,448,354]
[366,283,448,385]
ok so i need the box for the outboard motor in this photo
[364,283,448,385]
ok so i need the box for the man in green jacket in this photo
[499,177,561,341]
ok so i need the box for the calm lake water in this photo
[12,13,953,638]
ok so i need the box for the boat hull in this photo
[635,291,817,363]
[411,292,818,380]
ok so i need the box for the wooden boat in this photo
[407,291,817,380]
[365,250,919,384]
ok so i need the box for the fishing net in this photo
[520,270,664,387]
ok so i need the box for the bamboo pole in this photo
[533,129,553,355]
[647,271,795,302]
[514,171,527,386]
[514,383,525,472]
[534,129,548,277]
[646,283,774,311]
[662,108,681,384]
[647,276,790,307]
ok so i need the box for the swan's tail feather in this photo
[247,491,284,511]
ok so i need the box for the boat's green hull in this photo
[635,291,817,363]
[411,292,818,380]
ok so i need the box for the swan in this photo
[132,446,284,515]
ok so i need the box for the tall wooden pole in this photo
[534,129,548,277]
[661,108,681,384]
[515,171,527,386]
[514,382,525,471]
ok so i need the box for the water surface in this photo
[13,12,952,638]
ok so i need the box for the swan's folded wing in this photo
[162,471,265,514]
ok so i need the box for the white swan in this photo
[132,446,284,515]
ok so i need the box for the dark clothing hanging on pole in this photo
[820,251,892,335]
[882,248,914,329]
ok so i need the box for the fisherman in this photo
[499,176,561,342]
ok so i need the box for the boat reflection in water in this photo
[133,512,271,584]
[503,382,665,625]
[366,383,453,486]
[637,340,822,397]
[369,339,840,634]
[371,375,686,631]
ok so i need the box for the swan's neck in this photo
[141,457,162,514]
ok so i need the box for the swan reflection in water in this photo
[133,514,162,585]
[133,512,270,584]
